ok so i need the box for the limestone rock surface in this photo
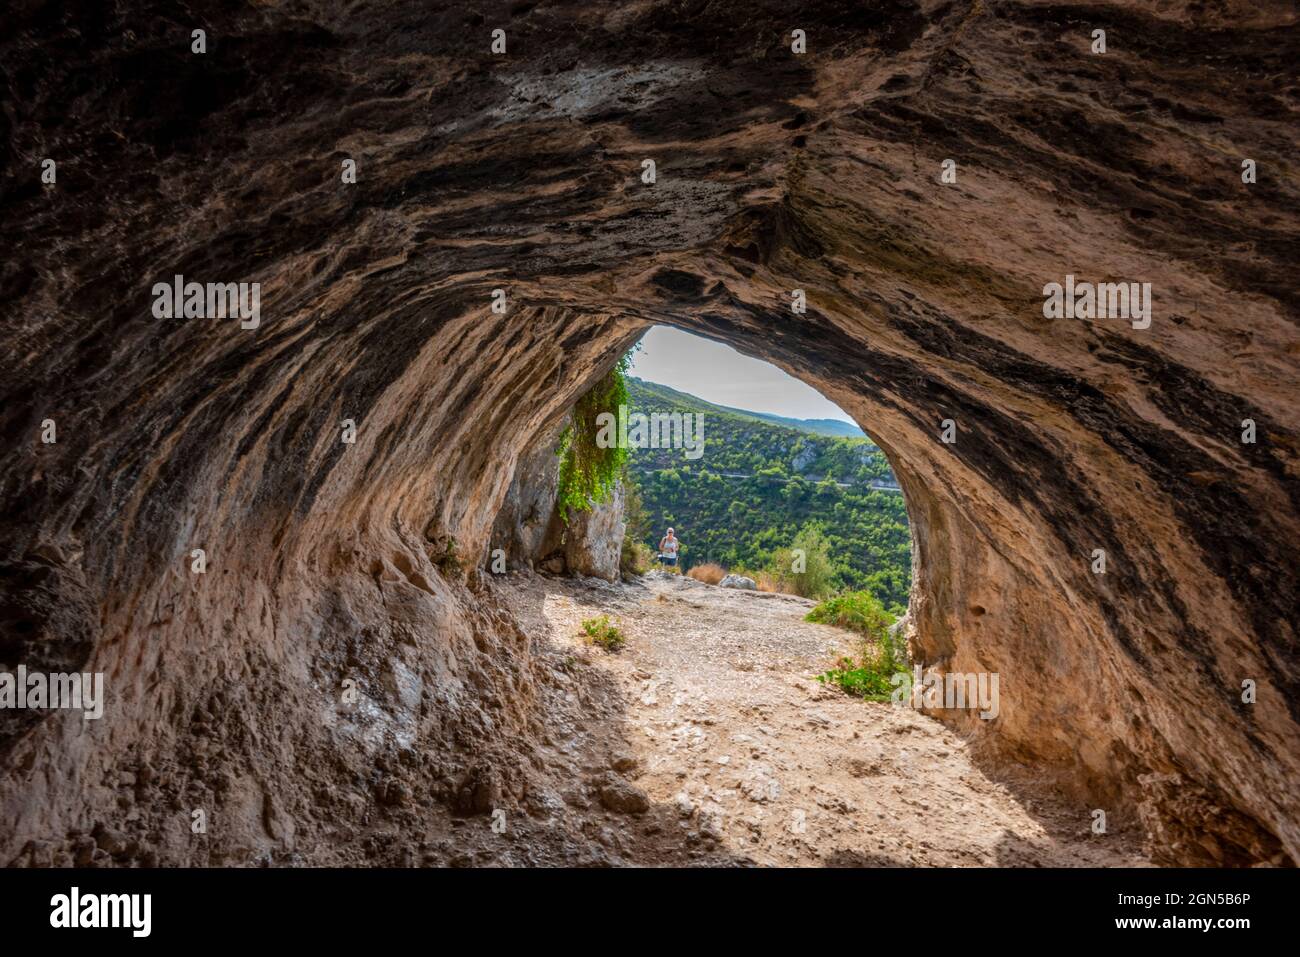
[1,0,1297,865]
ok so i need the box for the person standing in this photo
[658,527,680,568]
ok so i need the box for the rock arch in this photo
[1,0,1296,865]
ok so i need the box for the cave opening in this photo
[507,319,924,712]
[618,325,914,612]
[478,323,1091,865]
[478,298,1291,868]
[3,287,1290,868]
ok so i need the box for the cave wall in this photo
[1,0,1297,864]
[490,427,566,569]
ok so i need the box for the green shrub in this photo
[580,615,625,651]
[808,590,908,701]
[805,590,894,643]
[815,657,898,702]
[621,540,654,577]
[765,521,839,598]
[620,467,653,577]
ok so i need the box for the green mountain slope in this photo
[627,377,865,437]
[624,377,911,608]
[734,412,865,438]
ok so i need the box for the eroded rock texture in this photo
[1,0,1297,865]
[489,426,625,580]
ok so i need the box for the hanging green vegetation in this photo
[556,351,632,521]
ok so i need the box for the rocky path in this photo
[493,570,1149,867]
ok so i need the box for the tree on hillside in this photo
[767,521,839,599]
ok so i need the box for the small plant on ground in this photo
[815,656,898,701]
[580,614,625,651]
[808,590,908,702]
[806,590,894,640]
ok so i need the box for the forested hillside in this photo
[625,377,912,609]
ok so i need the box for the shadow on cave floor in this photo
[959,742,1154,867]
[473,568,1149,867]
[388,569,761,867]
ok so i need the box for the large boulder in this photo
[490,427,625,582]
[562,481,625,582]
[791,443,817,473]
[719,575,757,590]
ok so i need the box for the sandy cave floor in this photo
[447,569,1153,868]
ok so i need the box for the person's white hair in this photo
[667,527,674,534]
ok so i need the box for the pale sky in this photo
[628,326,856,424]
